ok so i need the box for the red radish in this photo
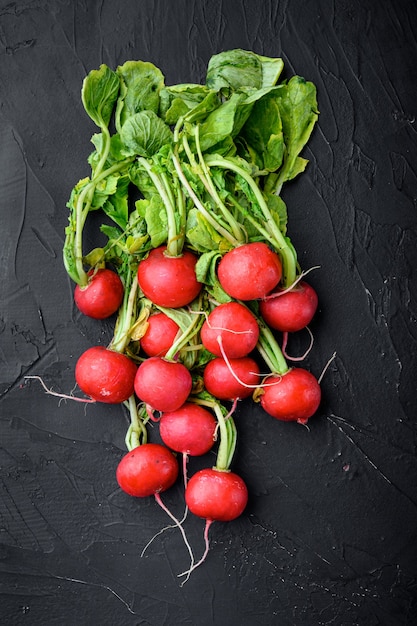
[75,346,137,403]
[178,467,248,580]
[74,269,124,319]
[203,356,260,401]
[159,403,217,457]
[185,468,248,522]
[117,443,196,570]
[260,281,318,332]
[141,312,180,357]
[134,356,192,412]
[217,242,282,300]
[259,368,321,424]
[137,245,202,308]
[116,443,178,497]
[200,302,259,358]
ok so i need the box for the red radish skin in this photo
[134,356,192,412]
[116,443,178,497]
[200,302,259,358]
[141,312,180,357]
[203,356,260,401]
[185,468,248,522]
[217,242,282,300]
[74,269,124,319]
[75,346,137,403]
[159,403,217,456]
[259,368,321,424]
[138,246,202,308]
[260,281,318,332]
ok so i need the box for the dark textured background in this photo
[1,1,416,624]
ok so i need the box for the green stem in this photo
[256,317,289,375]
[205,155,297,287]
[171,151,241,248]
[225,192,277,248]
[164,297,205,362]
[137,157,182,257]
[64,157,134,286]
[191,395,237,471]
[124,396,148,451]
[93,125,112,179]
[193,127,246,244]
[212,403,237,471]
[110,268,139,354]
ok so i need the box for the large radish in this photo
[217,242,282,300]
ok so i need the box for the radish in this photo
[259,367,321,424]
[159,402,217,497]
[141,312,180,357]
[116,442,196,573]
[74,268,124,319]
[217,242,282,300]
[75,346,137,403]
[134,356,192,412]
[138,246,202,308]
[185,468,248,522]
[116,443,179,497]
[200,302,259,358]
[177,394,246,579]
[159,403,217,457]
[259,281,318,332]
[203,356,260,401]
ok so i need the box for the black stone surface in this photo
[1,1,416,624]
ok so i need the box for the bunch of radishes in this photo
[59,50,323,577]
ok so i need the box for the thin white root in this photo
[217,336,282,389]
[282,327,314,362]
[24,376,95,404]
[318,351,337,384]
[262,266,321,300]
[154,493,195,585]
[178,519,213,582]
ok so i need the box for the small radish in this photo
[117,443,196,572]
[134,356,192,412]
[185,468,248,522]
[116,443,179,497]
[179,467,248,578]
[141,312,180,357]
[200,302,259,358]
[74,268,124,319]
[217,242,282,300]
[259,281,318,332]
[75,346,137,403]
[258,367,321,424]
[159,403,217,457]
[203,356,260,401]
[138,246,202,308]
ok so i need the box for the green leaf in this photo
[265,192,288,235]
[159,84,216,124]
[90,174,118,208]
[186,208,233,254]
[120,110,173,157]
[239,90,284,172]
[195,250,232,303]
[101,174,130,229]
[115,60,165,132]
[275,76,319,185]
[81,64,120,129]
[206,49,284,91]
[196,92,252,152]
[135,196,168,248]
